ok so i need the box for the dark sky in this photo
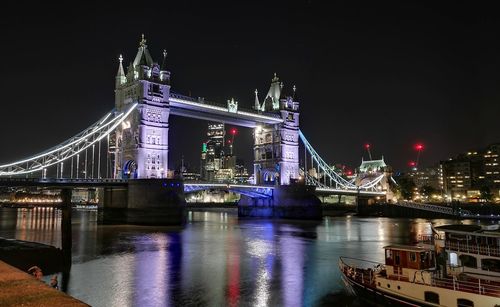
[1,1,499,172]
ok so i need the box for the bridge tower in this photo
[253,74,300,185]
[113,35,171,179]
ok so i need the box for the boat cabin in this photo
[435,224,500,276]
[384,245,435,271]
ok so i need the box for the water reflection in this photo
[0,208,491,307]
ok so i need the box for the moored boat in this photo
[339,224,500,306]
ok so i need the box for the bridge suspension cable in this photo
[299,130,386,192]
[299,130,356,189]
[0,103,137,176]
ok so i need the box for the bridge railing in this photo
[394,201,472,216]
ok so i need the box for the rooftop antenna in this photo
[364,143,373,160]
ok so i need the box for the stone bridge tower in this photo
[113,35,171,179]
[253,74,300,185]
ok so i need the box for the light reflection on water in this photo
[0,208,489,306]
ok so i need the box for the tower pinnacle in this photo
[116,54,126,86]
[133,34,153,66]
[140,34,147,47]
[272,72,279,82]
[254,89,261,111]
[161,49,168,70]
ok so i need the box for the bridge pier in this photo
[99,179,186,225]
[60,189,72,273]
[238,184,322,219]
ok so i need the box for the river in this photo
[0,207,489,306]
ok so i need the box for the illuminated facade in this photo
[200,123,248,183]
[407,166,444,192]
[114,36,171,179]
[441,143,500,201]
[201,123,225,181]
[253,75,300,185]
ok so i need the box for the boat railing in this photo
[417,233,444,245]
[446,241,500,257]
[430,272,500,296]
[339,257,384,286]
[340,256,500,297]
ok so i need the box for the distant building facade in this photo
[200,123,249,183]
[441,143,500,201]
[407,165,444,191]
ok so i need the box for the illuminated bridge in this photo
[0,36,393,222]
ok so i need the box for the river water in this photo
[0,208,490,306]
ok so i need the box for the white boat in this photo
[339,224,500,306]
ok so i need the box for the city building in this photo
[441,143,500,202]
[200,123,249,183]
[200,123,226,181]
[407,165,444,192]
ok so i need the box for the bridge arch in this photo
[123,160,138,179]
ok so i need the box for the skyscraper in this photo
[201,123,225,181]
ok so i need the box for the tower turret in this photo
[253,75,300,185]
[113,35,171,179]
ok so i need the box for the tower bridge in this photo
[0,36,394,223]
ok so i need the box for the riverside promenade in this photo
[0,260,87,306]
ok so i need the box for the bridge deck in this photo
[0,178,127,188]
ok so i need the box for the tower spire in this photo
[133,34,153,67]
[140,34,147,47]
[161,49,168,70]
[116,54,126,87]
[254,89,261,111]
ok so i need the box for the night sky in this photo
[1,1,499,173]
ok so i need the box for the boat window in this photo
[457,298,473,307]
[395,252,400,265]
[481,258,500,273]
[386,249,392,259]
[459,255,477,268]
[410,252,416,262]
[424,291,439,304]
[449,252,458,266]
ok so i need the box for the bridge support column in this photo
[60,188,72,272]
[99,179,186,225]
[238,184,322,219]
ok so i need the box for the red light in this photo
[408,161,416,167]
[364,143,370,149]
[346,170,353,176]
[227,140,232,144]
[414,143,424,151]
[230,128,238,135]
